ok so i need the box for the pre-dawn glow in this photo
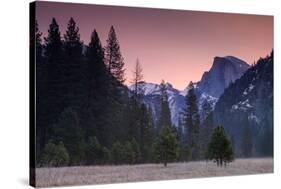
[36,2,273,90]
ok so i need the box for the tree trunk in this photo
[219,158,223,167]
[164,161,167,167]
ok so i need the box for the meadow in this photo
[35,158,273,187]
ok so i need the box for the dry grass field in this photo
[35,158,273,187]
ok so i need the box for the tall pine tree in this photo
[63,17,85,110]
[35,20,46,160]
[200,100,214,159]
[43,18,64,154]
[184,81,200,160]
[103,25,128,147]
[85,29,111,144]
[154,126,179,167]
[157,80,172,133]
[241,117,253,157]
[105,26,125,84]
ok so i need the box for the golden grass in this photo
[35,158,273,187]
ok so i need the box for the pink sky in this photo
[36,1,273,90]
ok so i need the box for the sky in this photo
[36,1,273,90]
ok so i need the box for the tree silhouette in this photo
[105,26,125,83]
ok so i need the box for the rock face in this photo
[214,52,273,156]
[198,56,249,98]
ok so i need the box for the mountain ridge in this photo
[128,55,249,127]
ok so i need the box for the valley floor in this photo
[35,158,273,187]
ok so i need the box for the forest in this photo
[34,17,272,168]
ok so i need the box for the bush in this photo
[41,141,69,167]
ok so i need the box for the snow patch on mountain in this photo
[129,81,217,127]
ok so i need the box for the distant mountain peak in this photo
[128,55,250,127]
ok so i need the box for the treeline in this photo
[35,17,155,166]
[35,18,233,167]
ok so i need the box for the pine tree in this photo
[153,126,179,167]
[35,20,43,64]
[153,81,179,166]
[103,26,128,147]
[35,20,46,159]
[139,104,154,162]
[184,81,200,160]
[44,18,63,64]
[44,17,64,102]
[105,26,125,83]
[207,126,234,166]
[85,30,111,144]
[131,138,141,163]
[241,118,253,157]
[86,30,108,100]
[63,17,85,109]
[42,18,64,156]
[41,141,70,167]
[124,141,136,164]
[53,108,85,165]
[131,58,144,99]
[259,121,273,156]
[200,100,214,159]
[111,141,125,165]
[157,80,172,133]
[85,136,106,165]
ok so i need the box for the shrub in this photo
[41,141,69,167]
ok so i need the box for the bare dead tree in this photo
[131,58,144,98]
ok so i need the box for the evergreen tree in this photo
[63,17,85,109]
[42,18,64,155]
[85,30,111,144]
[131,138,141,163]
[153,126,179,167]
[54,108,85,165]
[111,141,125,164]
[85,136,110,165]
[207,126,234,166]
[124,141,136,164]
[184,82,200,160]
[258,119,273,156]
[86,30,108,101]
[35,20,46,159]
[241,118,253,157]
[177,114,189,161]
[102,26,129,147]
[41,141,70,167]
[105,26,125,83]
[35,20,43,64]
[139,104,154,162]
[200,100,214,159]
[157,80,172,133]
